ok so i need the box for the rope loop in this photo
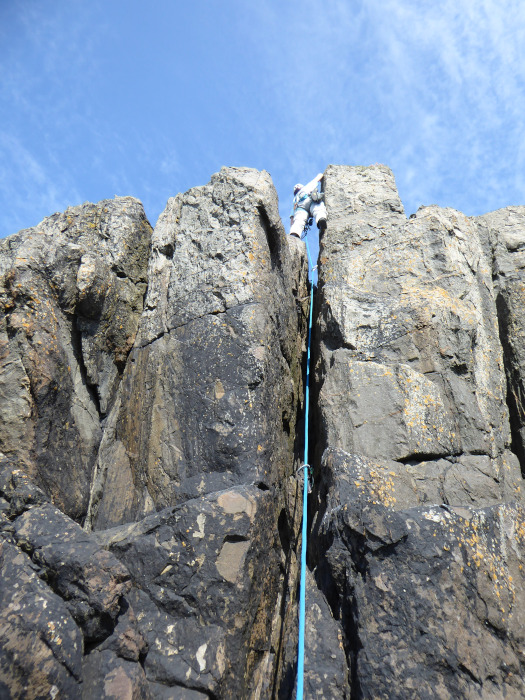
[296,463,312,493]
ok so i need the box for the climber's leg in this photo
[311,201,327,230]
[290,208,309,237]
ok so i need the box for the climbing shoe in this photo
[318,219,327,231]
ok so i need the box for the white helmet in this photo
[294,183,303,194]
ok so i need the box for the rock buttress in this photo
[0,171,309,699]
[0,198,151,521]
[310,165,525,699]
[84,168,309,697]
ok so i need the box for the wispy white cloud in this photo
[0,133,83,235]
[245,0,525,218]
[1,0,525,239]
[0,1,110,232]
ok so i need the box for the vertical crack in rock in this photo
[69,312,103,420]
[475,207,525,477]
[495,291,525,474]
[82,167,310,698]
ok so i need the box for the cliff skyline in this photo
[0,164,523,697]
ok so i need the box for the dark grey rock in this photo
[94,484,286,697]
[312,450,525,699]
[0,454,50,518]
[0,169,309,699]
[279,567,350,700]
[14,503,132,642]
[316,165,509,465]
[80,168,308,697]
[146,682,209,699]
[309,165,525,699]
[2,163,525,699]
[476,207,525,475]
[82,649,150,700]
[87,168,305,530]
[0,536,83,699]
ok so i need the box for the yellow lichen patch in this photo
[401,282,477,326]
[453,506,524,619]
[352,461,397,509]
[398,365,456,451]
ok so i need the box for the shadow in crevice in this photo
[495,291,525,477]
[258,205,283,272]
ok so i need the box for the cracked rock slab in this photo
[94,485,285,697]
[0,536,83,699]
[316,165,509,464]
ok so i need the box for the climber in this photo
[289,173,327,238]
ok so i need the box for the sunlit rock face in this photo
[0,168,309,699]
[311,164,525,700]
[0,197,152,520]
[0,164,524,699]
[87,167,305,531]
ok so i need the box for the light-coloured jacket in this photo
[291,173,323,217]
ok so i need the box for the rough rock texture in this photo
[316,165,511,465]
[0,168,309,698]
[86,168,305,529]
[310,164,525,699]
[1,163,525,698]
[78,167,309,697]
[0,198,151,520]
[476,207,525,474]
[0,536,83,699]
[0,455,146,700]
[279,567,350,699]
[94,486,281,697]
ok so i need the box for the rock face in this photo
[0,168,309,699]
[0,164,524,699]
[87,167,304,529]
[0,198,151,520]
[476,207,525,471]
[310,165,525,699]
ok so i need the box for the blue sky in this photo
[2,0,525,256]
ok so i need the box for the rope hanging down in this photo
[296,228,315,699]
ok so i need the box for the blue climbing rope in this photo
[296,230,316,699]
